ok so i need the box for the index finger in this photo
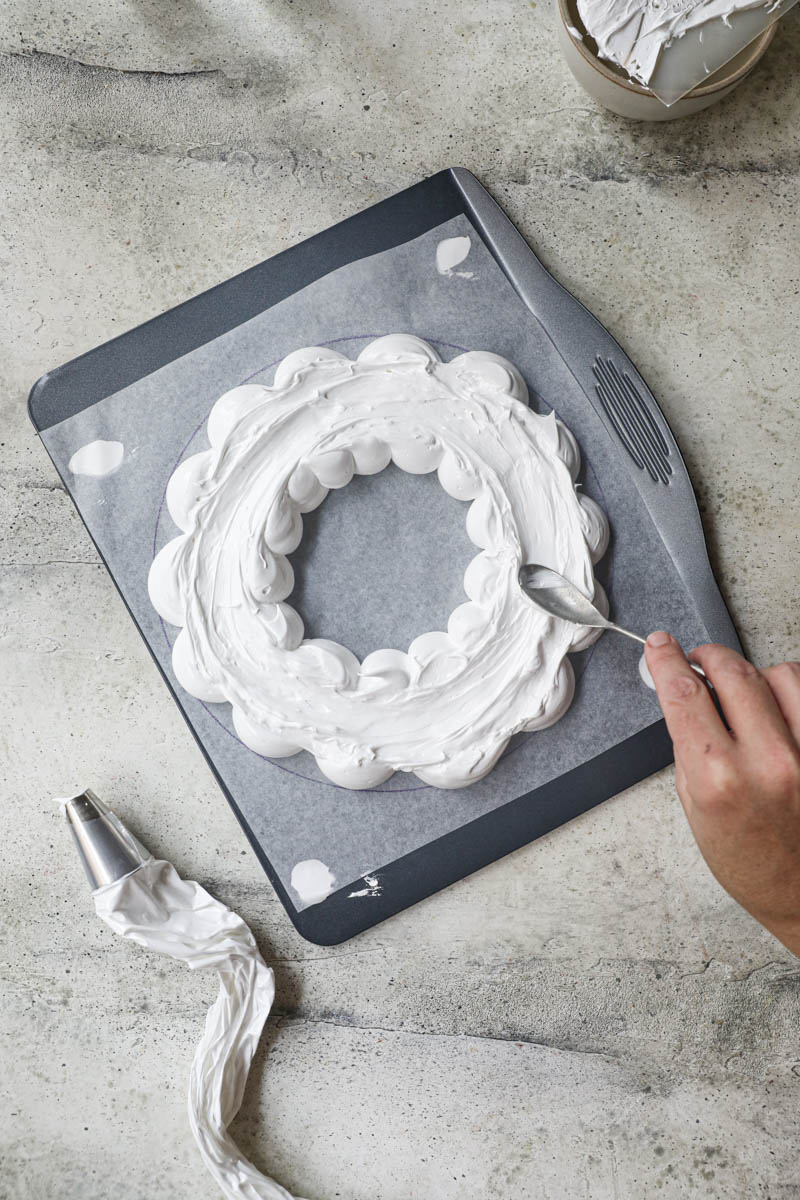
[644,631,730,768]
[689,642,791,749]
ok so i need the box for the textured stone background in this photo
[1,4,799,1197]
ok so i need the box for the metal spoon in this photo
[518,564,708,681]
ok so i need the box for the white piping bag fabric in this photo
[94,858,305,1200]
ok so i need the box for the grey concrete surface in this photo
[1,3,799,1198]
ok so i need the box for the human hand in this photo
[644,633,800,957]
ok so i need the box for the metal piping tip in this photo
[64,789,151,890]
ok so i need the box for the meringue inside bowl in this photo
[558,0,777,118]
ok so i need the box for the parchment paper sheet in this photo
[42,214,708,910]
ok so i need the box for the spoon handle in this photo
[611,623,709,682]
[607,623,647,647]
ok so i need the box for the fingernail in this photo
[647,631,672,648]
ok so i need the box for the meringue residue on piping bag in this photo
[575,0,780,86]
[148,335,610,790]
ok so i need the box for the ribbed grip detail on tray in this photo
[593,356,672,485]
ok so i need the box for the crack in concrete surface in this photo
[6,47,222,80]
[276,1013,616,1058]
[0,559,101,568]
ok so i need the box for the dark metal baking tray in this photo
[29,168,740,943]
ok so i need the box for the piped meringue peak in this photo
[148,335,610,790]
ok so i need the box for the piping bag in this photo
[64,789,306,1200]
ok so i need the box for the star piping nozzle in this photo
[64,789,152,890]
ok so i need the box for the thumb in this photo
[645,632,726,768]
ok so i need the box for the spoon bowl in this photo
[518,564,708,680]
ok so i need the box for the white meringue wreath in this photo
[149,335,609,789]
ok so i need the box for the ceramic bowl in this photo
[557,0,776,121]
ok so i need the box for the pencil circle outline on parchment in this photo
[153,334,613,794]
